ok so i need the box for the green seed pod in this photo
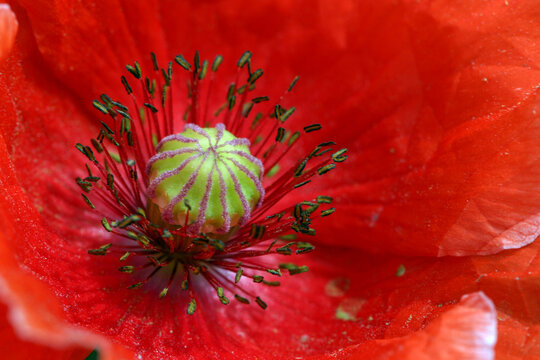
[146,123,264,234]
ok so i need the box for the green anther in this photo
[212,55,223,72]
[181,280,188,291]
[187,299,197,315]
[210,239,225,251]
[150,52,159,71]
[248,69,263,84]
[279,263,297,270]
[296,246,315,254]
[127,282,143,290]
[289,265,309,275]
[109,152,121,164]
[276,244,293,255]
[279,107,295,122]
[332,148,348,162]
[294,180,311,189]
[266,165,280,178]
[147,124,264,234]
[321,208,336,217]
[237,51,252,68]
[174,54,191,71]
[199,60,209,80]
[234,294,250,304]
[255,297,267,310]
[118,266,134,273]
[288,131,300,146]
[126,62,141,79]
[90,139,103,153]
[318,163,336,175]
[242,102,254,118]
[252,96,269,103]
[235,268,243,283]
[92,100,109,114]
[88,243,111,256]
[288,75,300,92]
[121,75,133,94]
[115,214,141,228]
[82,194,95,209]
[159,288,169,298]
[316,196,333,204]
[101,218,112,232]
[396,264,406,277]
[266,268,282,277]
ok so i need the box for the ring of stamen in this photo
[78,51,348,315]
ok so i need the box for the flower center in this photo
[146,123,263,234]
[77,51,347,314]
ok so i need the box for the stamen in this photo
[74,51,347,315]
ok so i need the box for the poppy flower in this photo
[1,0,539,359]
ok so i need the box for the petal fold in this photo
[0,4,17,62]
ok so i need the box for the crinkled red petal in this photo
[0,111,501,359]
[306,292,496,360]
[0,133,135,360]
[0,4,17,62]
[301,0,540,256]
[12,0,540,256]
[1,0,540,358]
[0,157,500,359]
[0,302,90,360]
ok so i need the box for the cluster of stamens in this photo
[76,51,347,314]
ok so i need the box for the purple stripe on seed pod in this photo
[220,150,264,180]
[215,163,231,233]
[185,123,212,143]
[147,153,202,198]
[145,147,200,174]
[156,133,202,152]
[221,157,265,208]
[187,162,216,234]
[163,152,209,223]
[215,123,225,145]
[217,138,251,148]
[221,161,251,226]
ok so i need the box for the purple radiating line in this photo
[185,123,212,143]
[216,138,251,148]
[163,152,210,223]
[215,123,225,145]
[219,150,264,180]
[220,161,251,226]
[145,147,199,174]
[188,160,216,234]
[215,163,231,233]
[147,153,202,198]
[221,157,265,208]
[156,133,202,152]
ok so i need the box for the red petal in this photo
[0,133,135,359]
[470,240,540,358]
[13,0,540,256]
[0,142,500,360]
[0,128,501,358]
[0,302,90,360]
[307,292,496,360]
[305,0,540,256]
[0,4,17,62]
[0,1,538,357]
